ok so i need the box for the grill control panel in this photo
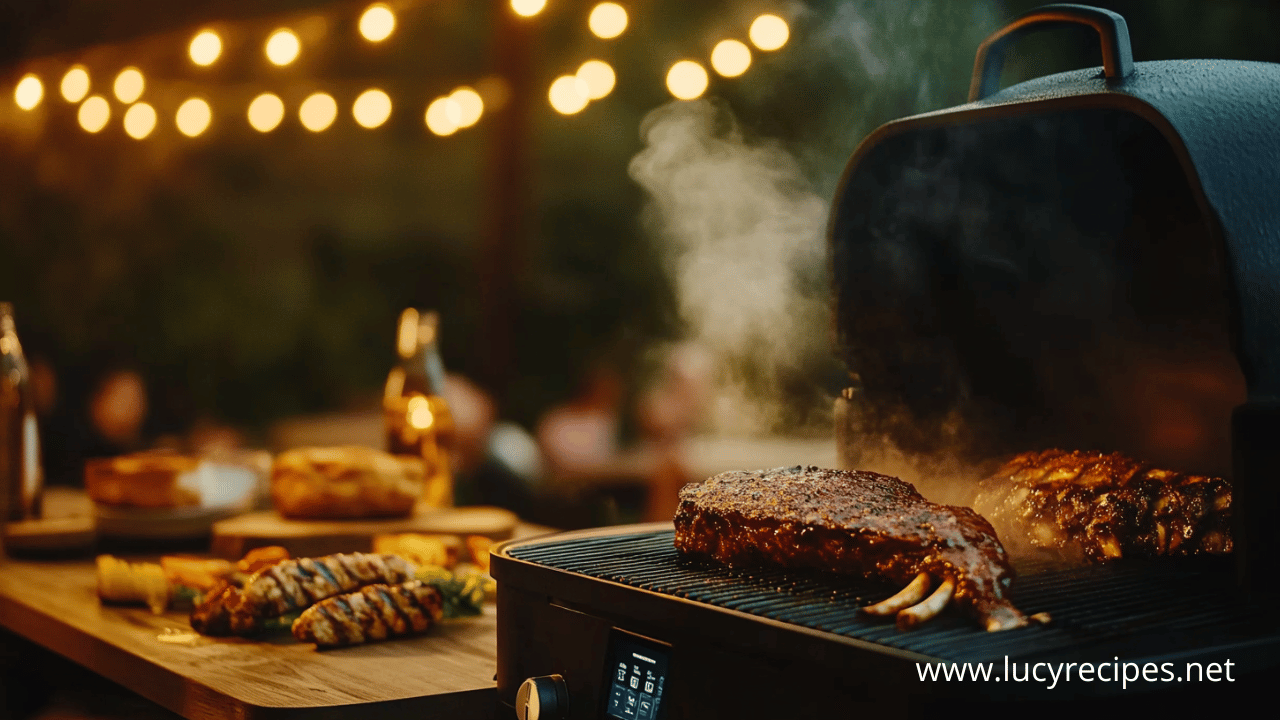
[601,630,670,720]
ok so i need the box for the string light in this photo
[176,97,212,137]
[711,40,752,77]
[299,92,337,131]
[189,30,222,66]
[113,68,145,103]
[425,96,459,136]
[549,75,590,115]
[123,103,157,139]
[510,0,546,18]
[78,95,110,133]
[353,88,392,128]
[749,14,789,51]
[577,60,615,99]
[14,74,42,110]
[61,66,89,102]
[588,3,628,39]
[359,4,396,42]
[247,93,285,132]
[266,29,301,66]
[666,61,708,100]
[450,87,484,128]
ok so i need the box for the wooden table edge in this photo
[0,590,499,720]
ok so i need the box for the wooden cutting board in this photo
[210,505,518,560]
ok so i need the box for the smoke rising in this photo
[625,2,1005,443]
[628,99,833,437]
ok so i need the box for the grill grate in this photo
[508,529,1271,663]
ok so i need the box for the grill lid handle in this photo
[969,3,1135,101]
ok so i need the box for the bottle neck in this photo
[403,341,446,396]
[0,303,15,335]
[395,309,446,396]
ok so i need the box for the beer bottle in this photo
[384,309,455,507]
[0,303,43,520]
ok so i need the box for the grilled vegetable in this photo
[291,580,444,647]
[96,555,170,614]
[415,565,492,618]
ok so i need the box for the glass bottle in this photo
[384,308,455,508]
[0,302,43,521]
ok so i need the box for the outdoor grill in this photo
[491,5,1280,717]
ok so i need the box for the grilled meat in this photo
[191,552,415,636]
[189,580,241,635]
[291,580,444,647]
[972,449,1232,563]
[673,466,1030,631]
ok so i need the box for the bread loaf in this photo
[84,452,203,508]
[271,446,424,519]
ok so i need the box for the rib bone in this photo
[862,572,932,616]
[896,576,956,630]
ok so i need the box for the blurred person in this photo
[536,364,627,485]
[441,373,497,481]
[635,342,715,520]
[530,346,716,526]
[88,369,149,453]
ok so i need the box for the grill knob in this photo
[516,675,569,720]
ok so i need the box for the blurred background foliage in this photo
[0,0,1277,445]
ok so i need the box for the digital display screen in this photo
[602,630,669,720]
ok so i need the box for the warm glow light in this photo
[711,39,752,77]
[78,95,110,133]
[299,92,337,131]
[123,103,157,139]
[549,75,590,114]
[749,14,789,51]
[407,396,435,430]
[666,60,708,100]
[353,88,392,128]
[577,59,615,99]
[359,4,396,42]
[266,29,301,66]
[61,66,90,102]
[425,97,459,136]
[189,30,222,66]
[449,87,483,128]
[588,3,628,39]
[176,98,212,137]
[510,0,546,18]
[14,74,42,110]
[247,93,285,132]
[113,68,145,103]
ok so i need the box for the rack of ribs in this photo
[673,465,1033,632]
[971,449,1232,563]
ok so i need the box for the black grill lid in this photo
[830,3,1280,405]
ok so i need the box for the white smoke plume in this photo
[628,99,833,437]
[625,1,1005,444]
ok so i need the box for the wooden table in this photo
[0,517,558,720]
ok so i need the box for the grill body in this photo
[493,524,1280,717]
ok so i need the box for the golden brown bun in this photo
[84,452,202,508]
[270,446,424,519]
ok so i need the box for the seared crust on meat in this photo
[291,581,444,647]
[673,465,1028,630]
[972,449,1233,562]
